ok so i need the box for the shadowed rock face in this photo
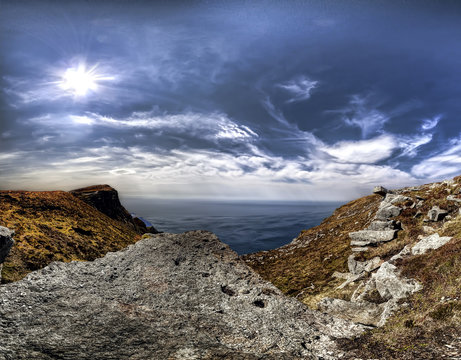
[70,185,158,234]
[0,231,362,360]
[70,185,134,225]
[0,227,14,264]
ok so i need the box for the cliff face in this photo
[70,185,158,234]
[244,178,461,359]
[0,231,363,359]
[0,189,141,282]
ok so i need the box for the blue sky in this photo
[1,0,461,200]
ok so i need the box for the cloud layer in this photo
[1,1,461,200]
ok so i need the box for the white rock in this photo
[372,262,422,301]
[411,233,452,255]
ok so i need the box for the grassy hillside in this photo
[244,177,461,359]
[0,190,140,283]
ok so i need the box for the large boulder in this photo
[0,231,363,359]
[361,262,422,302]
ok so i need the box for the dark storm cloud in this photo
[1,0,461,199]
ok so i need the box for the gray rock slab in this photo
[374,202,402,221]
[367,220,396,231]
[411,233,452,255]
[384,194,410,205]
[373,186,388,196]
[351,247,369,252]
[365,262,422,302]
[349,230,397,246]
[0,231,363,360]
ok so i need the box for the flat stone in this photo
[349,230,397,247]
[373,186,388,196]
[367,220,396,231]
[411,233,452,255]
[351,247,369,252]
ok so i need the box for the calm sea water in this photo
[122,198,342,255]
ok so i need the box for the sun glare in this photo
[58,62,113,97]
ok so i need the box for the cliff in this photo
[243,178,461,359]
[0,187,146,282]
[70,184,159,234]
[0,231,363,359]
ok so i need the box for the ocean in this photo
[122,198,343,255]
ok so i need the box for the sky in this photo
[1,0,461,201]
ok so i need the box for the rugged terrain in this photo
[244,178,461,359]
[0,231,363,359]
[0,185,146,282]
[1,180,460,359]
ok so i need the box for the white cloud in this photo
[421,115,442,131]
[398,133,433,158]
[31,111,258,143]
[339,94,389,138]
[412,138,461,179]
[319,135,397,164]
[277,76,318,103]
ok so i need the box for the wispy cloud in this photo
[337,94,388,138]
[398,133,433,158]
[412,137,461,179]
[277,76,318,103]
[421,115,442,131]
[30,111,258,143]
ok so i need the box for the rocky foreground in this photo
[0,230,363,360]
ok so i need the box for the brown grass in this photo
[0,190,140,282]
[244,179,461,358]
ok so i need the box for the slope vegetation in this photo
[0,189,140,283]
[244,177,461,359]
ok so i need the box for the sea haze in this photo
[123,198,342,255]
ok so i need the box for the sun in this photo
[58,62,113,97]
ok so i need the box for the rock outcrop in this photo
[0,231,363,359]
[70,185,159,234]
